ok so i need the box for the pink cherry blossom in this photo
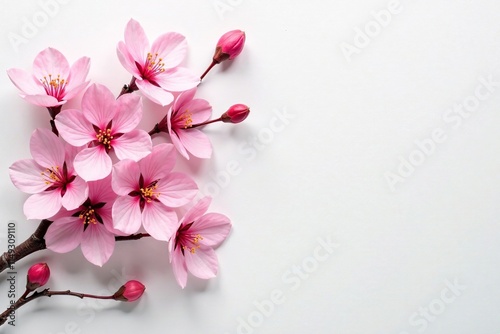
[44,175,118,266]
[111,143,198,241]
[7,47,90,107]
[9,128,88,220]
[169,197,231,288]
[117,18,199,106]
[55,83,152,181]
[161,88,212,159]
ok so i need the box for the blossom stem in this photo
[0,220,151,275]
[190,117,222,129]
[115,233,151,241]
[47,106,61,136]
[118,77,138,97]
[49,119,59,136]
[47,106,61,120]
[200,60,218,81]
[0,288,115,326]
[148,123,160,136]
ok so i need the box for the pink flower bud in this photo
[113,280,145,302]
[26,263,50,290]
[213,30,246,63]
[221,104,250,124]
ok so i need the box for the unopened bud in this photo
[26,263,50,291]
[113,280,145,302]
[213,30,246,63]
[221,104,250,123]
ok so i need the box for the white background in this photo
[0,0,500,333]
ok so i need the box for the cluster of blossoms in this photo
[5,19,248,290]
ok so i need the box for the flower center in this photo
[182,234,204,254]
[96,128,114,149]
[41,163,75,196]
[41,166,62,185]
[140,182,160,203]
[73,200,105,228]
[179,111,193,129]
[79,207,97,225]
[174,222,205,255]
[142,52,165,80]
[40,74,67,101]
[128,175,162,211]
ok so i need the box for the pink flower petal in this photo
[173,88,197,112]
[30,128,65,168]
[138,143,176,183]
[150,32,187,69]
[142,202,177,241]
[23,94,61,107]
[156,172,198,208]
[32,47,70,80]
[65,56,90,93]
[9,159,47,194]
[179,197,211,226]
[156,67,200,92]
[45,217,83,253]
[63,81,89,102]
[179,98,212,124]
[49,207,78,223]
[81,83,116,129]
[176,128,212,159]
[111,159,140,196]
[113,129,152,161]
[112,94,142,133]
[184,247,218,279]
[24,190,62,220]
[61,176,88,210]
[81,223,115,266]
[99,206,126,236]
[170,246,188,288]
[124,19,149,64]
[74,146,112,181]
[112,196,142,234]
[135,79,173,106]
[63,144,80,175]
[192,213,231,247]
[88,175,116,204]
[117,41,142,78]
[6,68,44,95]
[55,109,96,146]
[169,128,190,159]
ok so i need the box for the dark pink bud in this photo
[221,104,250,123]
[113,280,145,302]
[213,30,246,63]
[26,263,50,290]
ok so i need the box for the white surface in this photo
[0,0,500,333]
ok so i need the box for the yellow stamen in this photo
[79,207,97,225]
[140,184,160,203]
[182,234,204,254]
[40,166,61,185]
[181,111,193,129]
[96,128,114,149]
[145,52,165,74]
